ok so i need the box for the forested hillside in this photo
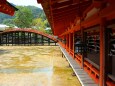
[0,13,14,23]
[0,5,51,34]
[0,6,44,23]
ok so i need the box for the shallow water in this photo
[0,46,81,86]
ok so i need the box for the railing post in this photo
[73,32,75,58]
[69,33,71,53]
[48,38,50,45]
[18,32,20,45]
[12,32,13,46]
[6,34,7,46]
[14,32,16,46]
[0,33,1,45]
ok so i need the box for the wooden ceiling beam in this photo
[0,0,7,4]
[37,0,43,3]
[53,17,75,23]
[51,0,73,9]
[52,0,92,13]
[52,5,89,17]
[53,12,77,21]
[51,0,70,4]
[52,5,90,21]
[52,6,78,16]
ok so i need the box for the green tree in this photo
[14,6,33,28]
[46,29,52,34]
[44,19,50,27]
[32,18,46,32]
[32,18,52,34]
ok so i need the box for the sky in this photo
[7,0,42,9]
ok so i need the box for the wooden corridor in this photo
[59,44,98,86]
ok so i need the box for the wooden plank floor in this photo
[58,44,98,86]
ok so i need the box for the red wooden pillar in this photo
[99,18,106,86]
[66,34,68,50]
[65,35,67,49]
[67,34,69,51]
[69,33,71,53]
[71,33,73,52]
[64,35,66,48]
[81,27,84,68]
[73,32,75,58]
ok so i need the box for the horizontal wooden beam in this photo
[52,0,91,12]
[53,11,77,20]
[60,3,115,36]
[37,0,43,3]
[51,0,73,9]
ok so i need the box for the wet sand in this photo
[0,46,81,86]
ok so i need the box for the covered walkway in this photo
[59,44,97,86]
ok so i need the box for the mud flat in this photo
[0,46,81,86]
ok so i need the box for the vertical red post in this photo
[69,33,71,53]
[67,34,68,50]
[66,34,68,50]
[71,33,73,55]
[99,18,106,86]
[73,32,75,58]
[81,27,84,68]
[64,35,66,48]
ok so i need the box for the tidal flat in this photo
[0,46,81,86]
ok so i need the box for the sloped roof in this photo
[0,0,18,16]
[38,0,92,36]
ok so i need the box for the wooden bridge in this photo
[0,29,58,46]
